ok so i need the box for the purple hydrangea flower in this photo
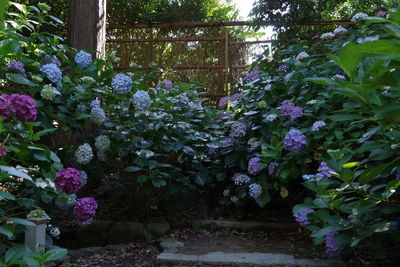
[312,35,320,40]
[55,168,83,194]
[40,63,62,86]
[112,74,132,93]
[230,121,247,138]
[248,183,262,198]
[10,94,37,122]
[248,157,263,175]
[157,80,174,88]
[284,129,307,152]
[233,173,251,185]
[279,100,303,120]
[8,61,26,77]
[377,11,387,17]
[277,65,289,71]
[268,162,279,175]
[231,93,244,101]
[74,197,98,224]
[0,144,7,156]
[245,67,261,82]
[220,137,235,147]
[312,120,327,132]
[325,232,345,256]
[0,94,11,118]
[293,209,315,227]
[396,172,400,179]
[74,51,93,68]
[318,162,334,177]
[219,96,230,108]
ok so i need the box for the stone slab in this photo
[157,252,345,266]
[199,219,297,231]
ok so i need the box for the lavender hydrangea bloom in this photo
[325,232,344,256]
[132,90,152,111]
[268,162,279,175]
[230,122,247,138]
[112,74,132,93]
[75,143,94,165]
[248,183,262,198]
[90,106,106,124]
[279,100,303,120]
[55,168,83,194]
[74,51,92,68]
[396,172,400,179]
[231,93,244,101]
[74,197,98,224]
[233,173,251,185]
[157,80,173,88]
[245,67,261,82]
[277,65,289,71]
[296,52,310,61]
[218,96,230,108]
[312,120,327,132]
[40,63,62,86]
[318,162,334,177]
[10,94,37,122]
[293,209,315,227]
[95,135,110,151]
[8,61,26,77]
[248,157,263,175]
[220,137,235,147]
[283,129,307,152]
[333,26,348,35]
[377,11,387,17]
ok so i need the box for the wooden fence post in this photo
[67,0,107,58]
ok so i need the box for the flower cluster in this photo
[356,35,380,44]
[248,183,262,198]
[218,96,230,108]
[74,51,92,68]
[321,32,335,39]
[333,26,347,35]
[41,85,60,100]
[40,63,62,86]
[91,99,101,108]
[74,197,98,224]
[293,209,315,227]
[377,11,387,17]
[8,61,26,77]
[75,143,94,165]
[245,67,261,82]
[233,173,251,185]
[296,52,310,61]
[6,94,38,122]
[279,100,303,120]
[95,135,111,151]
[302,174,324,181]
[221,137,235,147]
[248,138,260,151]
[112,74,132,93]
[311,120,327,132]
[351,12,368,23]
[268,162,279,175]
[284,129,307,152]
[325,232,344,256]
[55,168,83,194]
[318,162,334,177]
[0,144,7,156]
[277,64,289,71]
[231,93,244,101]
[264,114,278,122]
[132,90,152,112]
[90,106,106,124]
[157,80,173,88]
[230,121,247,138]
[248,157,263,175]
[81,76,96,84]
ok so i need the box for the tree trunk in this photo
[67,0,106,58]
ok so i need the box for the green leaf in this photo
[359,164,390,185]
[342,162,358,168]
[43,248,67,262]
[152,178,166,188]
[5,244,26,264]
[0,225,13,239]
[6,73,36,86]
[0,165,33,182]
[124,166,141,172]
[7,218,35,226]
[0,191,15,201]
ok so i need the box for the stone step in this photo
[198,219,298,232]
[156,252,346,267]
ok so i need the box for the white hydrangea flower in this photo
[307,100,317,105]
[80,171,88,186]
[95,135,111,151]
[35,178,48,188]
[333,26,348,35]
[351,12,368,23]
[90,106,106,124]
[136,149,154,158]
[296,52,310,61]
[40,85,60,100]
[75,143,94,164]
[321,32,335,39]
[357,35,380,44]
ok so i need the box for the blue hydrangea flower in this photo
[248,138,260,151]
[220,137,235,147]
[112,74,132,93]
[245,67,261,82]
[318,162,335,177]
[277,65,289,71]
[90,106,106,124]
[268,162,279,175]
[248,183,262,198]
[132,90,152,112]
[8,61,26,77]
[351,12,368,23]
[279,100,303,120]
[91,99,101,108]
[233,173,251,185]
[312,120,327,132]
[74,51,93,68]
[81,171,88,186]
[296,52,310,61]
[230,121,247,138]
[283,129,307,152]
[302,174,324,181]
[40,63,62,86]
[248,157,263,176]
[75,143,93,165]
[95,135,111,151]
[293,209,315,227]
[325,232,345,256]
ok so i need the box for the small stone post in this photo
[25,218,48,252]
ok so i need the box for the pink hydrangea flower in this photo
[10,94,37,122]
[0,144,7,156]
[55,168,83,194]
[74,197,98,223]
